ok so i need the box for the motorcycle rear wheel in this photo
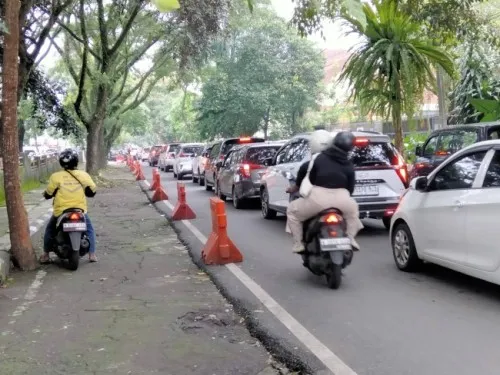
[326,264,342,289]
[68,251,80,271]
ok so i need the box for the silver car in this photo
[173,143,204,180]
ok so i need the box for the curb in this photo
[136,178,322,374]
[0,207,53,284]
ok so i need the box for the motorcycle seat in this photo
[63,208,84,214]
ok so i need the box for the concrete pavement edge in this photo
[136,179,327,375]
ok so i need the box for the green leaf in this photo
[247,0,254,12]
[470,98,500,114]
[341,0,367,29]
[480,113,499,122]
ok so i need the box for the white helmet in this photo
[309,129,333,154]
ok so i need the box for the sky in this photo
[270,0,362,51]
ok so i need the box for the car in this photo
[158,143,181,172]
[192,144,212,186]
[215,143,283,208]
[260,131,408,229]
[411,122,500,180]
[149,145,165,166]
[204,137,265,192]
[390,140,500,285]
[141,147,151,162]
[172,143,204,180]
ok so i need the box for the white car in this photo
[390,140,500,285]
[192,143,212,186]
[158,143,180,172]
[260,131,408,229]
[173,143,204,180]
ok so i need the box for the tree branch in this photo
[54,19,102,61]
[108,0,144,58]
[118,75,163,115]
[47,34,79,84]
[74,0,89,127]
[97,0,109,67]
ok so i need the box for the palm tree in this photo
[340,0,455,152]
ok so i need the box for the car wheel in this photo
[177,173,183,180]
[392,222,421,272]
[260,187,277,219]
[205,173,212,191]
[173,169,177,178]
[232,187,243,209]
[192,172,198,183]
[198,170,205,186]
[216,180,226,201]
[383,217,391,231]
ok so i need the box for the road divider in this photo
[171,182,196,220]
[201,197,243,265]
[135,161,146,181]
[150,168,160,191]
[152,172,169,203]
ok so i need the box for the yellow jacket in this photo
[45,170,96,217]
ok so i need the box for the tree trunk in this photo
[86,90,108,175]
[2,0,37,271]
[85,126,100,175]
[392,101,404,153]
[18,123,25,152]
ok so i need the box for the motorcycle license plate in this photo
[63,222,87,232]
[319,237,352,251]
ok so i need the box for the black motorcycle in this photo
[288,174,354,289]
[50,209,90,270]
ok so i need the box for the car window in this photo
[168,144,180,153]
[224,152,233,167]
[284,139,309,163]
[483,151,500,188]
[245,146,280,165]
[182,146,202,155]
[275,144,291,165]
[487,127,500,139]
[423,136,438,156]
[210,143,221,158]
[350,142,396,167]
[437,130,478,155]
[430,151,487,191]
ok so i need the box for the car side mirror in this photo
[411,176,428,191]
[415,145,423,157]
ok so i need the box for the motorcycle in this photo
[287,173,354,289]
[50,209,90,270]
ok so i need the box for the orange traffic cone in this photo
[171,182,196,220]
[202,197,243,265]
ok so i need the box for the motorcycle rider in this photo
[286,130,364,253]
[40,149,98,263]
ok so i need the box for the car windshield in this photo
[245,146,280,165]
[221,138,264,155]
[168,145,180,153]
[350,142,397,167]
[182,146,203,155]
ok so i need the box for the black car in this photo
[204,137,265,191]
[215,143,283,208]
[411,122,500,179]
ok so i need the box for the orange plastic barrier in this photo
[171,182,196,220]
[135,161,145,181]
[150,168,160,191]
[202,197,243,265]
[152,179,169,202]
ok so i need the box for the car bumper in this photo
[178,164,193,175]
[358,200,399,220]
[237,181,261,199]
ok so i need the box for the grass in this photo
[0,179,42,207]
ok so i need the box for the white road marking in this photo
[9,270,47,323]
[153,195,357,374]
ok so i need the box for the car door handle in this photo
[454,200,464,208]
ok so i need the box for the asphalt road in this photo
[145,163,500,375]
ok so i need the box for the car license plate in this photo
[319,237,352,251]
[353,185,379,196]
[63,222,87,232]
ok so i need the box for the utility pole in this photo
[2,0,37,270]
[436,67,448,129]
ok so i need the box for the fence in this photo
[0,153,60,198]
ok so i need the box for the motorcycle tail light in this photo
[69,212,82,221]
[321,213,342,224]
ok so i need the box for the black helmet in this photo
[59,149,79,170]
[333,131,355,153]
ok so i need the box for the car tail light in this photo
[354,137,370,147]
[435,150,449,156]
[220,155,225,160]
[384,208,396,217]
[392,154,409,188]
[320,213,342,224]
[239,163,260,177]
[239,137,252,143]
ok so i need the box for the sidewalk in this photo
[0,166,286,375]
